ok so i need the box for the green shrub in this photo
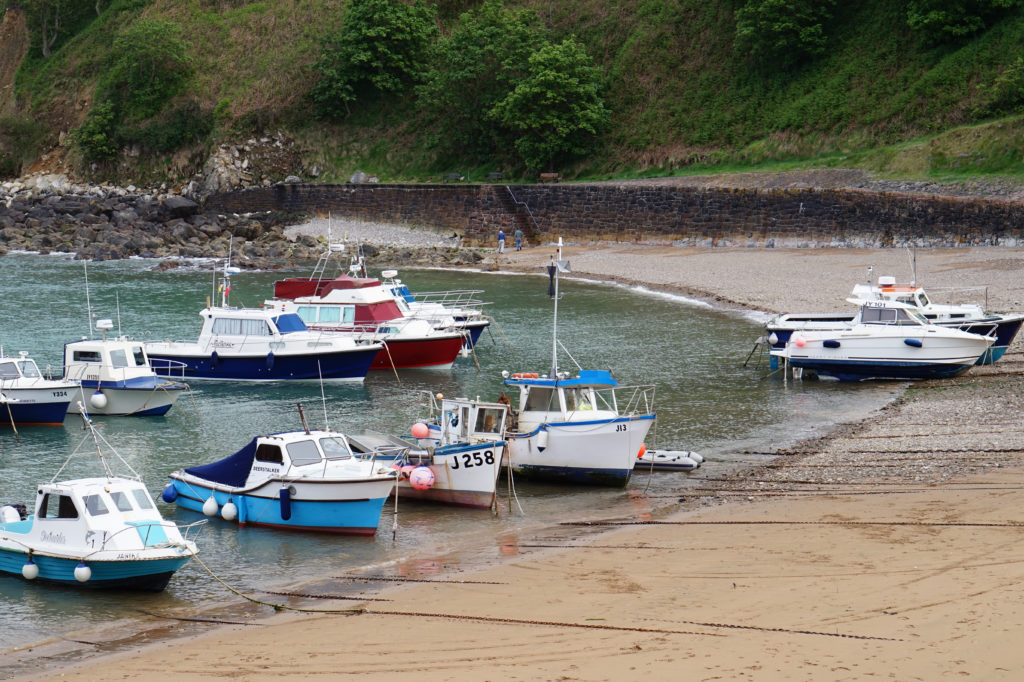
[0,115,46,178]
[118,100,213,153]
[71,100,119,163]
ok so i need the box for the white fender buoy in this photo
[202,496,219,517]
[22,560,39,580]
[74,562,92,583]
[537,430,549,450]
[90,391,108,409]
[221,500,238,521]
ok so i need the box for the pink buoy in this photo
[411,422,430,438]
[408,466,435,490]
[794,336,806,348]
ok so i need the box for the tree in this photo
[417,0,549,158]
[20,0,94,57]
[907,0,1024,42]
[103,19,193,119]
[734,0,836,67]
[311,0,437,117]
[489,38,609,170]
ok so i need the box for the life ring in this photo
[511,372,539,379]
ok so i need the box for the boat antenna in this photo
[297,402,311,435]
[318,358,329,429]
[907,245,917,286]
[83,260,93,337]
[219,237,240,308]
[547,237,570,378]
[115,290,122,338]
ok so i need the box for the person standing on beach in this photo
[514,228,523,251]
[498,229,506,253]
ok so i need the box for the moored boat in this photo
[163,425,398,535]
[0,409,204,590]
[0,351,76,426]
[347,395,509,509]
[634,448,704,472]
[63,319,188,416]
[770,302,995,381]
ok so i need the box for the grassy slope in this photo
[12,0,1024,183]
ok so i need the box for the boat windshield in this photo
[473,407,505,434]
[319,436,352,460]
[917,292,931,307]
[524,387,556,411]
[273,313,309,334]
[563,388,594,412]
[287,439,322,466]
[110,349,131,368]
[861,306,924,325]
[132,346,147,366]
[0,361,20,378]
[83,494,110,516]
[16,360,41,378]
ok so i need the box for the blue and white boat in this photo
[63,320,188,416]
[0,351,76,426]
[145,306,381,382]
[769,302,995,382]
[0,410,204,590]
[500,239,656,486]
[164,426,398,535]
[347,394,509,509]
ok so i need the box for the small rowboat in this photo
[635,449,704,472]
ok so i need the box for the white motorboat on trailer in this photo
[0,351,77,426]
[63,319,188,416]
[346,394,508,509]
[163,414,398,535]
[0,408,204,590]
[501,239,656,486]
[770,302,994,382]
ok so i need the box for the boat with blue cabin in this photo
[0,410,204,590]
[499,238,655,486]
[63,319,188,416]
[164,423,399,535]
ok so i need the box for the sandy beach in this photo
[10,237,1024,681]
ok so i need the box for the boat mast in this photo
[550,239,561,377]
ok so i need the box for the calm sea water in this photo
[0,252,900,657]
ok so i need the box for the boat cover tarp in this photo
[184,438,257,487]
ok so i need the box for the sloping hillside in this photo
[3,0,1024,185]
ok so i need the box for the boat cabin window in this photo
[524,387,556,411]
[109,491,134,512]
[131,488,155,510]
[287,440,322,466]
[0,361,20,378]
[73,350,102,363]
[319,436,352,460]
[917,293,930,307]
[132,346,147,366]
[377,326,398,335]
[474,407,505,434]
[83,494,110,516]
[563,388,594,412]
[212,318,273,337]
[861,307,917,325]
[109,349,130,369]
[272,314,308,334]
[255,443,283,464]
[39,493,79,519]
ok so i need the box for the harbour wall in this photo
[203,183,1024,247]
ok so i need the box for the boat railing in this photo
[411,290,493,311]
[918,285,989,310]
[148,357,190,380]
[96,518,207,552]
[613,384,656,416]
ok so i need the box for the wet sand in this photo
[14,244,1024,681]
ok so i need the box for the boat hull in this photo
[0,398,70,426]
[0,546,191,591]
[147,346,379,382]
[168,476,393,535]
[507,416,654,486]
[387,441,505,509]
[371,335,464,370]
[69,379,185,416]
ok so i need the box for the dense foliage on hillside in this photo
[3,0,1024,183]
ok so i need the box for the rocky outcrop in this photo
[186,132,307,198]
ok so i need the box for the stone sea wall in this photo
[204,183,1024,247]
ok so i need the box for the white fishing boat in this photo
[163,415,399,535]
[770,301,995,381]
[763,270,1023,366]
[501,239,656,486]
[145,261,382,382]
[0,351,77,426]
[347,394,508,509]
[63,319,188,416]
[0,408,204,590]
